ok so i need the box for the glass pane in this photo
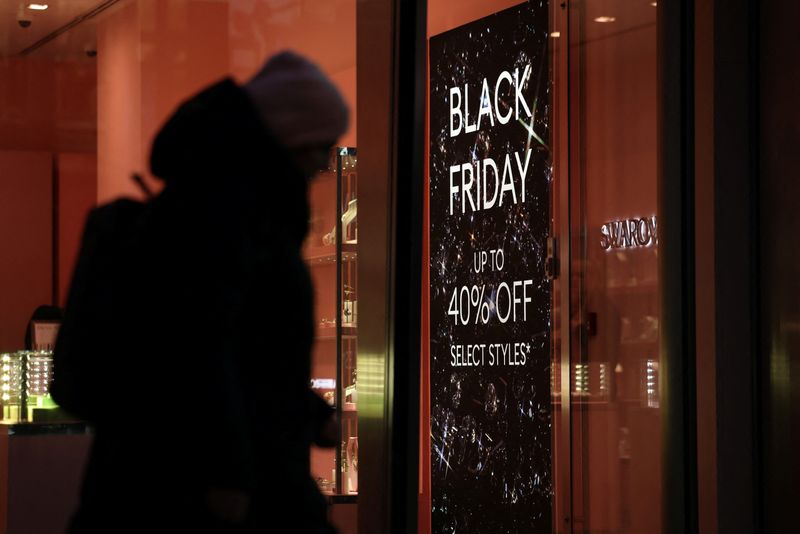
[306,152,341,496]
[338,149,359,496]
[568,1,660,532]
[305,147,359,500]
[1,1,360,532]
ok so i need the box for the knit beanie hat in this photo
[242,51,349,149]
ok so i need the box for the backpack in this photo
[52,177,153,422]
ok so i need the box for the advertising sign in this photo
[429,3,552,532]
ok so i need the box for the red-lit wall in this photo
[0,151,53,352]
[57,153,97,305]
[0,58,96,154]
[0,57,97,351]
[96,0,356,203]
[96,0,144,203]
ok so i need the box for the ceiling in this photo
[0,0,657,60]
[0,0,107,59]
[581,0,657,43]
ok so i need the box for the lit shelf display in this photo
[305,147,359,501]
[1,351,57,422]
[642,359,660,409]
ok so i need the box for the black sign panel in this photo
[429,3,551,532]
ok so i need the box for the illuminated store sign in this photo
[429,3,551,532]
[600,216,658,250]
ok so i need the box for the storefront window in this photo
[567,1,660,532]
[423,1,660,533]
[1,1,359,531]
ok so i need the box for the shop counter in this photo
[0,422,92,534]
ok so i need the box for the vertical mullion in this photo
[336,150,344,496]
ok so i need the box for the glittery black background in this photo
[429,3,552,532]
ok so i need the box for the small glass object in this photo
[25,351,56,420]
[346,436,358,493]
[1,353,23,421]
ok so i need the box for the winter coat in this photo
[55,79,334,534]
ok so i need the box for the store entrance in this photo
[559,1,661,532]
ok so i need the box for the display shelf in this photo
[619,338,658,347]
[552,398,662,407]
[0,421,91,435]
[570,399,613,406]
[604,281,658,296]
[324,493,358,504]
[316,326,358,341]
[304,243,358,266]
[307,146,359,501]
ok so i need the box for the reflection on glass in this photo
[643,359,660,409]
[346,436,358,493]
[569,0,661,532]
[599,362,609,397]
[574,363,589,396]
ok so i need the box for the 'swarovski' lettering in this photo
[600,216,658,250]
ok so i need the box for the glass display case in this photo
[305,147,358,500]
[1,350,58,423]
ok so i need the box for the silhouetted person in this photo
[53,51,348,534]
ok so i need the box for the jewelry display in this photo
[0,350,57,422]
[322,226,336,246]
[341,198,357,244]
[342,284,356,326]
[305,147,358,497]
[345,436,359,493]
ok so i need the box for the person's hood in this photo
[242,50,349,150]
[149,78,310,245]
